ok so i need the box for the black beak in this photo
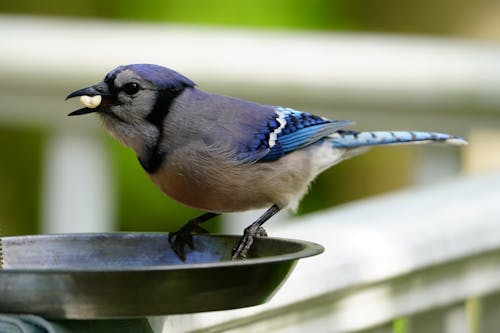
[66,82,113,116]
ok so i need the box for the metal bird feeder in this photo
[0,233,323,319]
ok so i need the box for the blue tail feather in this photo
[329,130,467,148]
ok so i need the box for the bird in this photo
[66,64,467,260]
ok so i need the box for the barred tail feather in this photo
[329,130,467,148]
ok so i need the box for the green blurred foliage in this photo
[0,126,45,235]
[0,0,355,30]
[0,0,492,37]
[100,0,356,30]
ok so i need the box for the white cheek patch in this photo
[80,95,102,109]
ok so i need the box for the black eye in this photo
[122,82,141,95]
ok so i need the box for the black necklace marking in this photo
[139,89,183,173]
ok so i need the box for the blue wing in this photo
[236,106,353,163]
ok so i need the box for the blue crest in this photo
[105,64,196,90]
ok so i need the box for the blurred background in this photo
[0,0,498,234]
[1,2,500,333]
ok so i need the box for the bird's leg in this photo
[232,204,280,260]
[169,212,219,261]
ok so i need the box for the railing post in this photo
[41,129,114,233]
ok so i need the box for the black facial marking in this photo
[140,89,184,174]
[145,89,181,127]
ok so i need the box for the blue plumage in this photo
[66,63,467,261]
[105,64,195,91]
[329,130,463,148]
[238,106,353,162]
[235,104,464,163]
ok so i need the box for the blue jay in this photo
[66,64,466,260]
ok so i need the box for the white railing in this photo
[156,172,500,333]
[1,16,500,332]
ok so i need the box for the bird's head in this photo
[67,64,195,118]
[66,64,195,153]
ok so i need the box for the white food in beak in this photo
[80,95,102,109]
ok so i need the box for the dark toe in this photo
[168,231,195,262]
[255,227,268,237]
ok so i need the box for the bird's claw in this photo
[254,226,267,237]
[231,226,267,260]
[168,225,209,261]
[168,231,192,262]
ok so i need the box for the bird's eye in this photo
[122,82,141,96]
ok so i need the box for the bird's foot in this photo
[168,224,209,261]
[231,226,267,260]
[168,212,219,261]
[255,227,268,237]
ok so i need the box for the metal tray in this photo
[0,233,323,319]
